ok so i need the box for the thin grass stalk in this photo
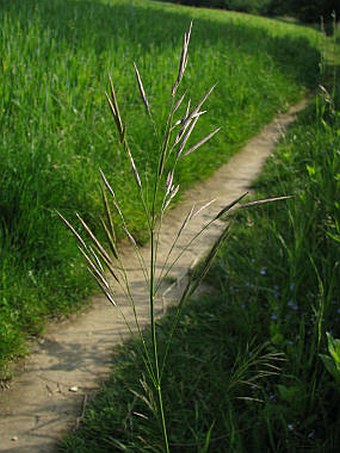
[100,169,150,284]
[149,223,170,452]
[309,255,325,353]
[106,80,151,225]
[133,61,162,148]
[88,246,155,381]
[144,24,198,449]
[58,210,156,385]
[156,206,195,289]
[155,199,216,292]
[59,19,298,451]
[153,93,182,299]
[157,193,248,291]
[71,212,150,345]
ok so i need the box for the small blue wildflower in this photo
[287,300,298,311]
[245,281,250,288]
[241,304,247,309]
[260,267,267,275]
[271,314,277,321]
[290,283,295,292]
[274,291,280,300]
[287,424,294,432]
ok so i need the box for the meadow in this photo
[0,0,323,372]
[1,0,339,450]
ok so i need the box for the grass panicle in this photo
[59,19,301,451]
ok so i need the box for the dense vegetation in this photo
[269,0,339,22]
[156,0,271,15]
[157,0,340,23]
[0,0,323,372]
[61,64,340,452]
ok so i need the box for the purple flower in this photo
[260,267,267,275]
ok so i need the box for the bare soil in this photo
[0,100,307,452]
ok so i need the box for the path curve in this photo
[0,100,307,452]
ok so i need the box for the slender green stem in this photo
[150,226,170,452]
[157,383,170,453]
[148,99,178,450]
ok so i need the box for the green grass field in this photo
[0,0,324,370]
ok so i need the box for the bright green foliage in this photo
[156,0,271,15]
[320,332,340,386]
[156,0,340,22]
[268,0,340,23]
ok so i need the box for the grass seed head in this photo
[133,62,150,115]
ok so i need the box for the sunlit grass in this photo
[0,0,323,370]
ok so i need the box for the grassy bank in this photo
[0,0,323,370]
[60,71,339,451]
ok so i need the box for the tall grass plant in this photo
[61,46,339,453]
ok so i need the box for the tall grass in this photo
[60,53,340,453]
[0,0,323,371]
[59,21,287,450]
[205,75,340,449]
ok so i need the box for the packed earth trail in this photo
[0,100,307,452]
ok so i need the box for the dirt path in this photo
[0,100,307,452]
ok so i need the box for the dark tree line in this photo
[268,0,339,22]
[159,0,339,23]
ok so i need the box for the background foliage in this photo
[157,0,340,23]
